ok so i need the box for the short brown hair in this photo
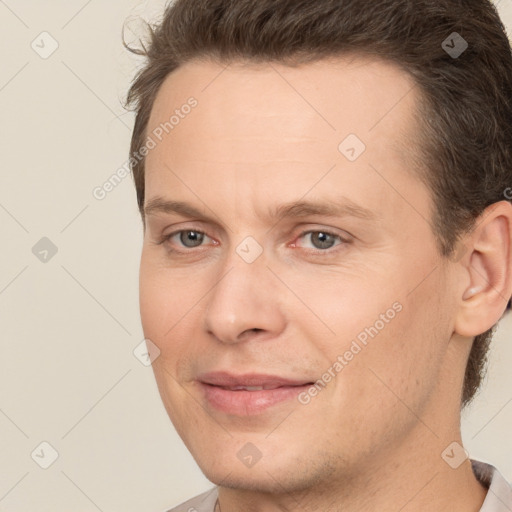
[124,0,512,407]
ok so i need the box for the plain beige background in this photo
[0,1,511,510]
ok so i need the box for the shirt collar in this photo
[472,459,512,512]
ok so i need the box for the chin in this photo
[201,464,311,494]
[189,440,329,494]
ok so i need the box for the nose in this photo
[202,254,286,345]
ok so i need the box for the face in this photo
[139,55,461,493]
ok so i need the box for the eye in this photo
[294,230,348,252]
[156,227,349,255]
[159,229,214,250]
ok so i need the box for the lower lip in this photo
[200,383,311,415]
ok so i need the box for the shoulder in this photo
[162,487,218,512]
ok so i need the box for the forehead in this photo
[146,54,419,168]
[143,54,428,227]
[151,54,416,119]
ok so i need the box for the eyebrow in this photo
[143,195,377,224]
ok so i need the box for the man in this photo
[125,0,512,510]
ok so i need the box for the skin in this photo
[139,55,512,511]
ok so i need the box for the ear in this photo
[454,200,512,337]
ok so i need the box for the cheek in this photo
[139,252,199,341]
[139,275,171,345]
[291,272,403,361]
[139,253,216,387]
[139,260,197,419]
[311,258,451,407]
[351,271,452,409]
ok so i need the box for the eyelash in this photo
[157,227,350,255]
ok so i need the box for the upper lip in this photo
[197,371,314,390]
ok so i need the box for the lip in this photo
[197,371,315,415]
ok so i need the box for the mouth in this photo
[197,372,315,415]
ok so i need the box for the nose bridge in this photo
[202,243,285,344]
